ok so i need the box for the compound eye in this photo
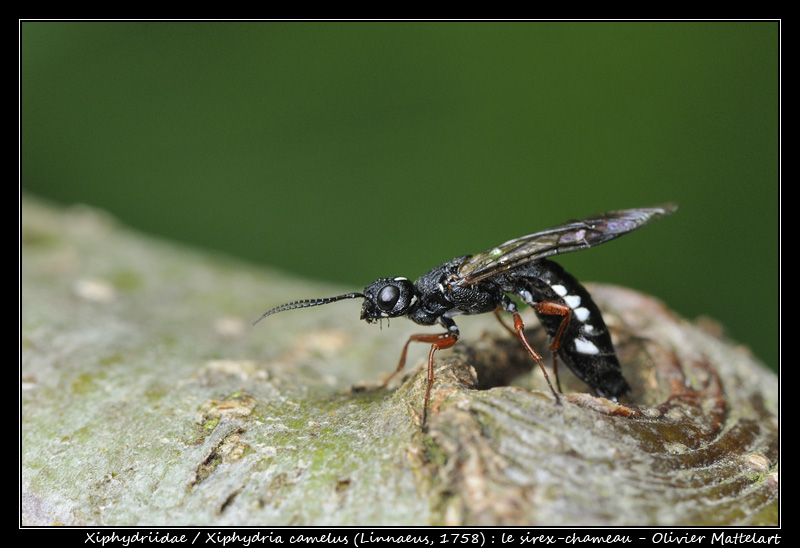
[377,285,400,311]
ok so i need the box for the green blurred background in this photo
[21,21,779,371]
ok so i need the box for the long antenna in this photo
[252,293,365,325]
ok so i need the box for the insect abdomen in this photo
[501,259,630,399]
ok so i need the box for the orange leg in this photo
[493,308,517,337]
[531,301,572,394]
[511,311,560,402]
[386,332,459,429]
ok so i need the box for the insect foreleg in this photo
[387,317,460,428]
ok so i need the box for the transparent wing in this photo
[457,203,677,284]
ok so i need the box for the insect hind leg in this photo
[502,261,631,400]
[499,299,561,402]
[530,300,572,393]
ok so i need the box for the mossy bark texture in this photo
[21,196,778,526]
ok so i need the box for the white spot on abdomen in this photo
[551,284,568,296]
[574,306,590,322]
[574,337,600,355]
[564,294,581,308]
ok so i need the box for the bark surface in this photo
[21,196,778,526]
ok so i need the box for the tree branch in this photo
[21,195,778,526]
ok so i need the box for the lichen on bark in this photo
[20,195,778,526]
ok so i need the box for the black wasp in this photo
[255,204,676,428]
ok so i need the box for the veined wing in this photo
[457,203,677,285]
